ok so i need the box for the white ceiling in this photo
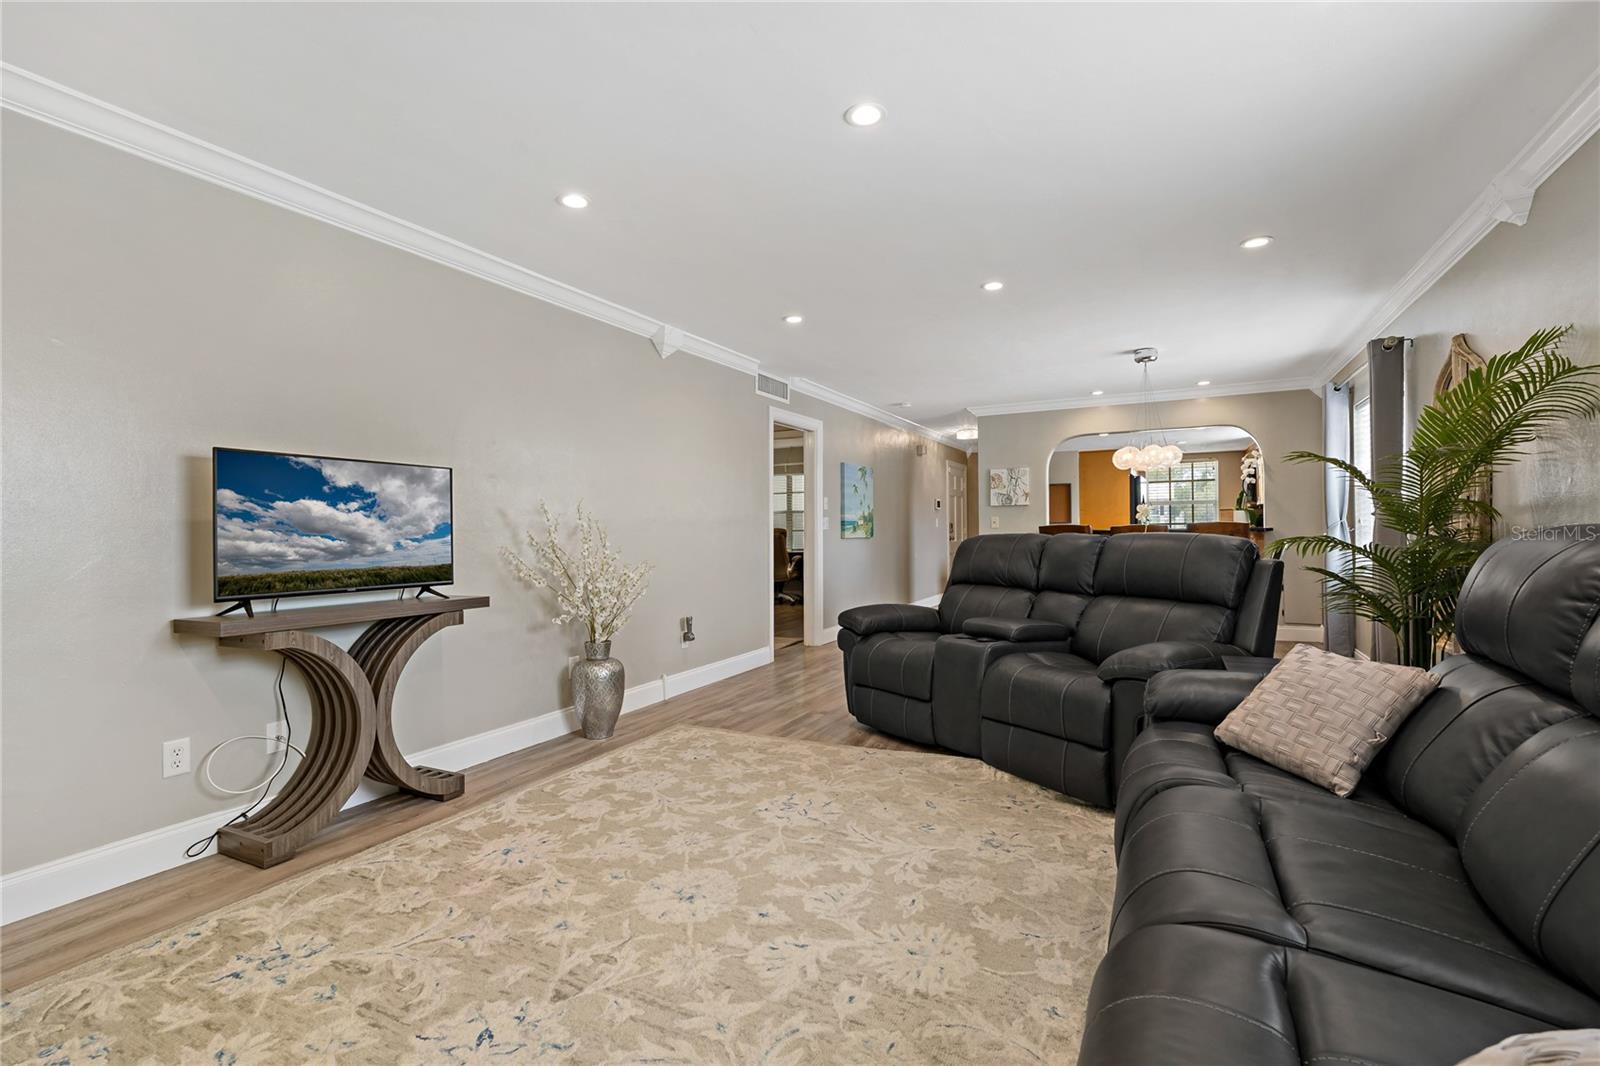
[4,3,1597,435]
[1055,425,1255,454]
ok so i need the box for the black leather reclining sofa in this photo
[1079,534,1600,1065]
[837,531,1283,805]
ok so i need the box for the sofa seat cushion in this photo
[852,630,939,701]
[1287,948,1588,1066]
[1260,796,1600,1029]
[1115,722,1239,852]
[1079,924,1581,1066]
[1078,924,1300,1066]
[1225,750,1417,835]
[979,651,1110,746]
[1111,784,1305,949]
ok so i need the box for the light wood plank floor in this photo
[0,642,923,993]
[2,637,1307,992]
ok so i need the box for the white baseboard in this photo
[0,646,770,926]
[1277,624,1326,644]
[821,624,841,643]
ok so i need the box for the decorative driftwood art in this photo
[1435,334,1493,543]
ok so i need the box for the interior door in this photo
[946,461,967,566]
[1049,483,1072,523]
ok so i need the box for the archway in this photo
[1047,425,1263,531]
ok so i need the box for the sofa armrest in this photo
[1143,668,1269,726]
[837,603,941,638]
[1096,641,1248,683]
[962,617,1070,642]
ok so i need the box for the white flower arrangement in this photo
[1240,449,1263,496]
[502,502,653,644]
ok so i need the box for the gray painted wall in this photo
[782,392,967,622]
[0,114,960,872]
[1386,134,1600,529]
[976,389,1327,626]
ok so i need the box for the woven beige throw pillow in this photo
[1215,643,1440,797]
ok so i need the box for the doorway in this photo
[772,423,806,649]
[945,459,967,569]
[767,407,825,654]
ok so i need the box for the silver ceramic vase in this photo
[573,640,625,740]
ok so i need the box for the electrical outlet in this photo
[990,515,1000,529]
[567,654,580,671]
[162,737,190,778]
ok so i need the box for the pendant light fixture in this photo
[1111,349,1184,474]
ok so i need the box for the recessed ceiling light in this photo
[1091,389,1105,396]
[955,428,979,441]
[1196,380,1212,386]
[843,102,885,127]
[890,401,912,408]
[981,280,1005,292]
[783,314,804,325]
[557,192,590,209]
[1239,235,1273,249]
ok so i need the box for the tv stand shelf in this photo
[172,595,491,868]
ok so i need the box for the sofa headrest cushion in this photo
[1039,533,1106,594]
[947,533,1048,591]
[1455,536,1600,713]
[1092,533,1257,609]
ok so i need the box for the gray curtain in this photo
[1366,336,1411,663]
[1323,382,1355,656]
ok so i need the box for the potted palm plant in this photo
[1271,326,1599,669]
[503,502,653,739]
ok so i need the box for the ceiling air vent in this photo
[756,373,791,403]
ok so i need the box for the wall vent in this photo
[756,373,791,403]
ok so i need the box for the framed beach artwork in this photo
[989,467,1031,507]
[840,463,874,539]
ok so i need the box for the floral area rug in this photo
[2,725,1115,1064]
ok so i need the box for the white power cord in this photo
[186,658,300,858]
[202,732,306,795]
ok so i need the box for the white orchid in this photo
[1240,448,1263,497]
[502,502,653,643]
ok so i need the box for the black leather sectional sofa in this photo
[1079,534,1600,1065]
[837,531,1283,805]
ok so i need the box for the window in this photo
[773,466,805,551]
[1351,397,1374,545]
[1140,459,1220,524]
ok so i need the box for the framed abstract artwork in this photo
[989,466,1031,507]
[840,463,874,538]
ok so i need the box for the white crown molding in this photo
[0,63,968,453]
[0,65,766,371]
[967,376,1319,418]
[1310,68,1600,386]
[789,377,963,448]
[0,59,1004,432]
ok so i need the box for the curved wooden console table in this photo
[173,595,490,867]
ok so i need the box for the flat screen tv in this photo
[213,447,453,602]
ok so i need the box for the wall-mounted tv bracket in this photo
[173,595,490,867]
